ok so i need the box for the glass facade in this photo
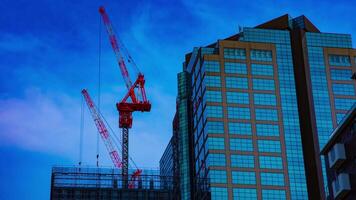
[169,14,356,200]
[305,31,355,197]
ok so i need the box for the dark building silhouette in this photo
[321,103,356,200]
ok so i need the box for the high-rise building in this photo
[321,103,356,200]
[161,14,356,199]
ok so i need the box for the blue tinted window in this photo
[262,189,286,200]
[208,137,225,150]
[226,77,248,89]
[233,188,257,200]
[206,105,223,118]
[332,83,355,96]
[208,154,226,166]
[259,156,283,169]
[254,93,277,106]
[204,61,220,72]
[205,75,221,87]
[261,172,285,186]
[225,62,247,74]
[224,48,246,59]
[250,49,272,61]
[232,171,256,184]
[230,138,253,151]
[255,108,278,121]
[229,122,252,135]
[334,98,355,110]
[330,69,352,80]
[329,55,351,66]
[253,79,275,90]
[207,121,224,134]
[211,187,228,200]
[226,92,249,104]
[256,124,279,136]
[210,170,227,183]
[231,155,254,168]
[205,90,222,103]
[258,140,281,153]
[251,63,274,76]
[336,113,345,124]
[228,107,250,119]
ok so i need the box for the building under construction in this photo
[50,166,175,200]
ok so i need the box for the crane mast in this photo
[99,6,151,187]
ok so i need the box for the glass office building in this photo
[160,14,356,200]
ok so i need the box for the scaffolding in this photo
[50,166,174,200]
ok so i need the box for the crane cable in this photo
[79,95,84,166]
[96,13,102,167]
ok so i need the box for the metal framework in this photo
[50,166,175,200]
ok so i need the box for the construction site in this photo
[50,6,179,200]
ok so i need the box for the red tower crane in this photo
[98,6,151,187]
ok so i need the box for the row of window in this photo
[205,90,277,106]
[206,121,280,136]
[211,187,286,200]
[207,76,276,91]
[210,170,285,186]
[205,60,274,77]
[328,54,351,66]
[206,105,279,121]
[208,137,282,153]
[223,48,273,61]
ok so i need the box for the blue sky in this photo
[0,0,355,199]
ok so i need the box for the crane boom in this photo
[99,6,132,90]
[81,89,122,168]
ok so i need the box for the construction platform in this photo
[50,166,175,200]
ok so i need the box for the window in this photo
[226,77,248,89]
[329,55,351,66]
[255,108,278,121]
[258,140,281,153]
[251,64,274,76]
[225,62,247,74]
[254,93,277,106]
[330,69,353,81]
[210,170,227,183]
[205,90,222,103]
[226,92,249,104]
[211,187,228,200]
[206,105,223,118]
[229,122,252,135]
[208,137,225,150]
[208,154,226,166]
[233,188,257,200]
[256,124,279,136]
[262,189,286,200]
[231,155,254,168]
[260,172,285,186]
[204,61,220,72]
[332,83,355,96]
[205,75,221,87]
[336,113,345,124]
[230,138,253,151]
[252,79,275,90]
[334,98,355,110]
[224,48,246,59]
[228,107,251,119]
[250,49,272,61]
[207,121,224,134]
[232,171,256,185]
[259,156,283,169]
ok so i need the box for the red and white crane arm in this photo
[81,89,122,168]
